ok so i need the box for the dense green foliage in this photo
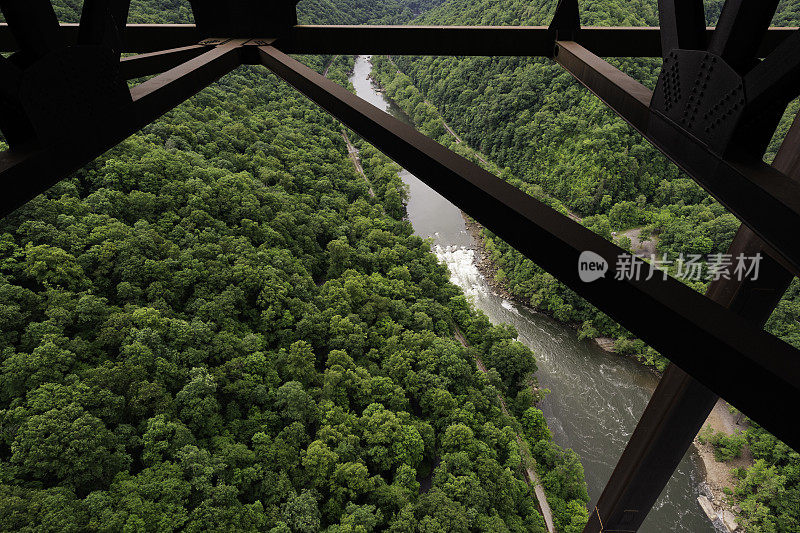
[0,0,593,531]
[32,0,441,25]
[19,0,196,24]
[367,0,800,529]
[731,424,800,532]
[299,0,444,24]
[698,426,746,463]
[381,0,800,371]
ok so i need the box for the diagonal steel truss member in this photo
[1,1,800,531]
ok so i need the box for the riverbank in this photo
[409,53,747,523]
[339,86,557,531]
[462,214,619,355]
[693,399,752,532]
[464,212,750,532]
[462,210,749,531]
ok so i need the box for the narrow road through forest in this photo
[453,328,556,533]
[436,112,491,165]
[322,55,335,77]
[341,131,376,198]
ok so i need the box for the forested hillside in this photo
[389,0,800,367]
[374,0,800,530]
[38,0,442,25]
[0,1,591,531]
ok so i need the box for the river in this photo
[349,55,713,532]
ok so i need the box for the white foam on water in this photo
[501,299,520,314]
[433,245,489,298]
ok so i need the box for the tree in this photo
[330,503,384,532]
[284,340,317,387]
[485,339,537,390]
[275,381,319,426]
[303,440,339,487]
[521,407,551,443]
[10,403,130,493]
[84,463,191,532]
[0,486,87,532]
[141,415,194,466]
[360,403,424,472]
[175,367,222,438]
[280,490,321,533]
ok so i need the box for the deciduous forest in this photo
[0,1,590,532]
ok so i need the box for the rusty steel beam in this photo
[111,1,132,36]
[745,31,800,124]
[549,0,580,40]
[0,23,200,53]
[260,25,558,56]
[708,0,780,74]
[584,113,800,532]
[111,24,202,52]
[0,24,795,57]
[189,0,298,39]
[256,43,800,449]
[554,40,800,277]
[586,366,718,532]
[0,1,63,61]
[119,44,212,79]
[657,0,707,52]
[79,0,117,47]
[0,42,242,219]
[275,25,797,57]
[130,40,243,119]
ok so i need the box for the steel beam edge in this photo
[119,44,214,79]
[0,22,200,53]
[275,25,797,57]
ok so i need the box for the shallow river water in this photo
[349,55,714,533]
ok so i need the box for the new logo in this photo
[578,251,608,282]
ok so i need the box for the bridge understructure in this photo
[1,1,799,531]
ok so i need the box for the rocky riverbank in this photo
[462,215,516,301]
[693,399,752,532]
